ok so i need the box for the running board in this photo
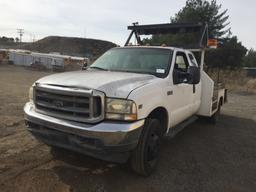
[165,116,198,138]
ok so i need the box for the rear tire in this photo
[130,118,162,176]
[208,102,221,124]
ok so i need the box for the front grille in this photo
[34,85,104,123]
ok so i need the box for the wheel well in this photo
[148,107,168,135]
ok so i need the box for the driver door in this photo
[169,51,194,126]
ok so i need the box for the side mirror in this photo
[173,69,191,85]
[188,66,200,84]
[82,64,88,70]
[82,59,90,70]
[173,70,180,85]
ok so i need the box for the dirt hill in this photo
[21,36,117,59]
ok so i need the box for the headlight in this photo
[105,98,137,121]
[29,86,34,103]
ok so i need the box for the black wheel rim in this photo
[147,129,160,163]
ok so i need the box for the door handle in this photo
[167,91,173,96]
[193,84,196,93]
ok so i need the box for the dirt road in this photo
[0,65,256,192]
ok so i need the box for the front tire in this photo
[130,118,162,176]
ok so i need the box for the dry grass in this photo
[207,69,256,93]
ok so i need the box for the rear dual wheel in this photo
[208,102,222,124]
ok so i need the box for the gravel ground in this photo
[0,64,256,192]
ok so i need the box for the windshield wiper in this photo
[124,70,159,76]
[89,66,107,71]
[113,69,162,78]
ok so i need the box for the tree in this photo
[145,0,247,69]
[0,36,8,43]
[146,0,231,47]
[205,36,247,69]
[172,0,230,38]
[9,38,15,43]
[0,36,15,44]
[243,49,256,67]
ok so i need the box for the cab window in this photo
[188,53,198,66]
[173,52,191,84]
[174,52,189,72]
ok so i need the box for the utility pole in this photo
[17,29,24,48]
[33,34,36,42]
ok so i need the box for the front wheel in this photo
[130,118,162,176]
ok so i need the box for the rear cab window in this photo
[188,53,198,67]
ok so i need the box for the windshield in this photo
[89,48,173,78]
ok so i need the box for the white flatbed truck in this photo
[24,23,227,176]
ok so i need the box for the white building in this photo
[8,50,87,70]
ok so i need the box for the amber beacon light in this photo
[208,39,218,49]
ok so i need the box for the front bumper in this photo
[24,102,144,163]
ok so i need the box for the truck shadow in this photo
[51,114,256,192]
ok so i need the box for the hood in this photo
[36,70,156,98]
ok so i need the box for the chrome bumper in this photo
[24,102,144,162]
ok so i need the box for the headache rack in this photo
[125,22,209,49]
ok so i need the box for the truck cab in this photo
[24,23,227,176]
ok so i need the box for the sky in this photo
[0,0,255,49]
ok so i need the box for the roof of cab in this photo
[114,46,175,51]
